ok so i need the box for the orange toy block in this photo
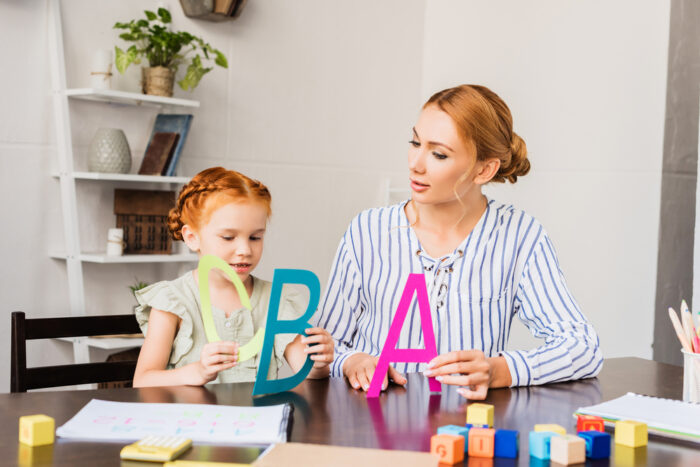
[431,434,464,465]
[467,427,495,458]
[576,414,605,433]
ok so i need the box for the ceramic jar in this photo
[87,128,131,173]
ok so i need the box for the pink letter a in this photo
[366,273,441,397]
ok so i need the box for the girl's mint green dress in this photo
[135,271,304,383]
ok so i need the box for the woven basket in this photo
[114,189,175,254]
[142,66,175,97]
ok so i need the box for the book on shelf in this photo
[145,114,193,176]
[138,132,180,175]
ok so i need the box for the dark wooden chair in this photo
[11,311,142,393]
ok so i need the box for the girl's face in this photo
[408,105,477,204]
[185,200,268,284]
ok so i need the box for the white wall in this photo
[0,0,425,391]
[422,0,670,358]
[0,0,672,392]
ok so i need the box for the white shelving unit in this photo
[48,0,198,364]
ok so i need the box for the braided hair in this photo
[167,167,271,240]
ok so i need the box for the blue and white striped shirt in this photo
[314,198,602,387]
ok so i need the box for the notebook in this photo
[575,392,700,443]
[56,399,291,445]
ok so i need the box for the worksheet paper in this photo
[56,399,290,445]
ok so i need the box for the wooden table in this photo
[1,357,697,466]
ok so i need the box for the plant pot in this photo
[142,66,175,97]
[88,128,132,173]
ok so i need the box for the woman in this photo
[315,84,602,399]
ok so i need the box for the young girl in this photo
[316,84,602,399]
[133,167,334,387]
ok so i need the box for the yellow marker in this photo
[18,415,54,447]
[615,420,648,447]
[466,403,494,428]
[534,423,567,436]
[163,461,251,467]
[120,436,192,462]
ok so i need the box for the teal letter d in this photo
[252,269,320,396]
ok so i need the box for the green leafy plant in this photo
[128,279,150,299]
[114,8,228,91]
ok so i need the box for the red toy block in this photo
[576,414,605,433]
[431,434,464,465]
[468,427,495,458]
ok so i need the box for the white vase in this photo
[88,128,132,173]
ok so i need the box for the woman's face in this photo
[408,105,476,205]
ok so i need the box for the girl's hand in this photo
[197,341,239,384]
[343,352,407,391]
[301,327,334,369]
[424,350,511,400]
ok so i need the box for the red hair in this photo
[167,167,271,240]
[425,84,530,183]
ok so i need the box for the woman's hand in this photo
[343,352,408,391]
[196,341,239,384]
[302,327,335,369]
[424,350,511,399]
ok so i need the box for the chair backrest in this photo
[10,311,142,393]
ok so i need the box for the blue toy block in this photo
[529,431,555,460]
[494,429,519,458]
[437,425,469,452]
[578,430,611,459]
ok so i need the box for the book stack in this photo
[138,114,193,176]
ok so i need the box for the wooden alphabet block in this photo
[550,435,585,465]
[577,430,611,459]
[430,434,464,465]
[466,403,494,428]
[576,414,605,433]
[437,425,469,451]
[533,423,566,436]
[528,431,555,460]
[615,420,647,447]
[494,429,518,459]
[19,415,55,446]
[467,427,495,458]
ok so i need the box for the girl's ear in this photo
[181,224,200,252]
[473,158,501,185]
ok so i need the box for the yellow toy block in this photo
[534,424,566,436]
[550,435,586,465]
[615,420,647,447]
[466,403,494,428]
[18,415,55,447]
[614,445,647,467]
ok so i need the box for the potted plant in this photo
[128,279,150,311]
[114,8,228,97]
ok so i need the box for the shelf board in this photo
[50,252,198,263]
[56,336,144,350]
[56,172,191,184]
[65,88,200,108]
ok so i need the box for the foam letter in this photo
[198,255,264,362]
[252,269,320,396]
[366,273,440,397]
